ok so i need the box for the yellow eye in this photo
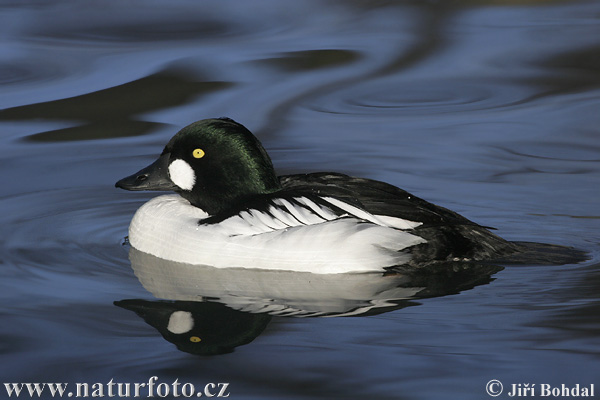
[192,148,205,159]
[189,336,201,343]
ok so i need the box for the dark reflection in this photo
[534,262,600,336]
[115,300,271,356]
[260,50,361,72]
[117,247,504,355]
[529,45,600,99]
[496,242,589,266]
[0,70,232,142]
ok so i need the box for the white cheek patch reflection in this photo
[168,159,196,191]
[167,311,194,334]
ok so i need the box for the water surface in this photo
[1,1,599,399]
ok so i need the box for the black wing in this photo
[279,173,518,262]
[279,172,478,228]
[199,187,419,231]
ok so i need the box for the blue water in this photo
[1,1,599,399]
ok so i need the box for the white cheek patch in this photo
[168,159,196,191]
[167,311,194,334]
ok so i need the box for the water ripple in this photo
[0,56,68,87]
[1,188,144,277]
[306,78,530,116]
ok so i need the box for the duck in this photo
[115,117,518,274]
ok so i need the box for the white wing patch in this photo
[294,197,339,220]
[273,198,332,225]
[321,197,422,229]
[215,197,333,236]
[374,215,422,230]
[214,195,421,237]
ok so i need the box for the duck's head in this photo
[115,118,281,215]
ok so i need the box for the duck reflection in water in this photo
[116,248,507,356]
[115,299,272,356]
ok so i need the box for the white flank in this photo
[128,195,427,274]
[168,159,195,191]
[167,311,194,334]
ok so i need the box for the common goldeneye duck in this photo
[116,117,517,274]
